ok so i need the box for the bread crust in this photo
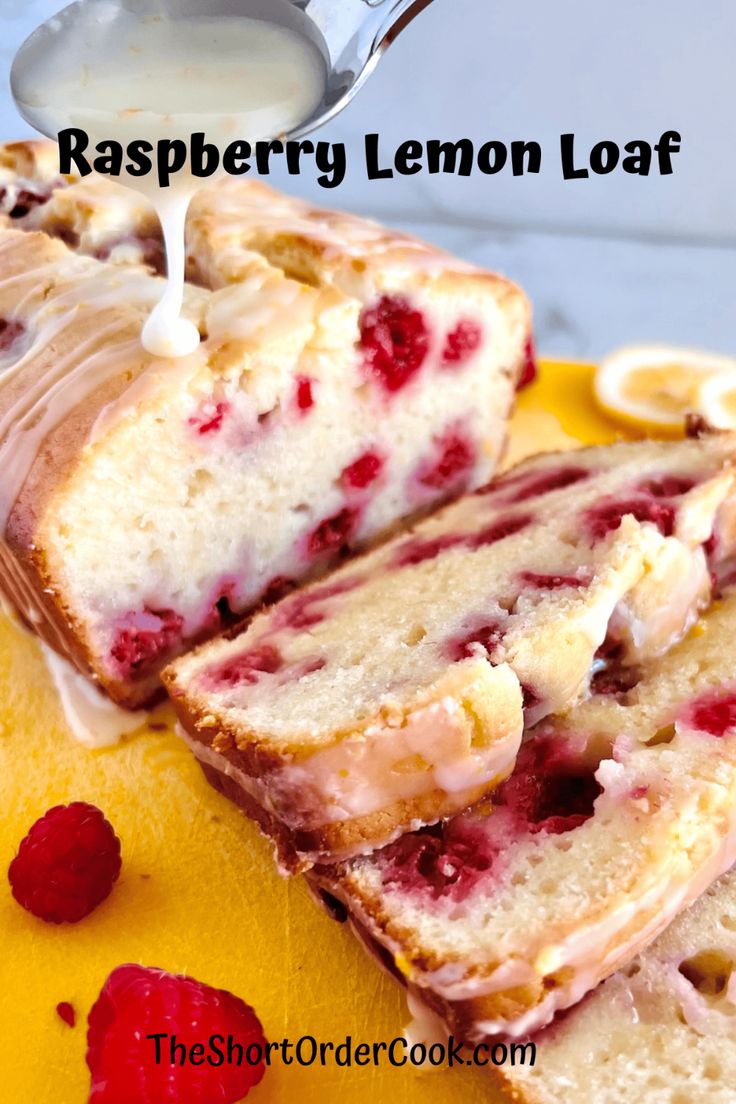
[195,756,492,876]
[170,656,523,870]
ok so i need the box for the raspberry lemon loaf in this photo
[165,436,736,870]
[311,582,736,1042]
[504,867,736,1104]
[0,140,531,708]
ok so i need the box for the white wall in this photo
[275,0,734,246]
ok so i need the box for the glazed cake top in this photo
[0,140,527,536]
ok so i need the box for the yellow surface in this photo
[0,361,637,1103]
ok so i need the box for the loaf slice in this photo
[503,864,736,1104]
[308,581,736,1042]
[0,141,530,708]
[165,436,736,870]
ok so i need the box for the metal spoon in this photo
[11,0,436,142]
[288,0,437,139]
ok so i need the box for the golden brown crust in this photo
[0,535,166,708]
[0,231,162,536]
[0,141,530,329]
[0,139,65,183]
[186,173,532,325]
[330,895,544,1103]
[197,757,309,873]
[0,232,177,702]
[305,884,551,1056]
[493,1074,542,1104]
[310,862,560,1035]
[175,706,496,870]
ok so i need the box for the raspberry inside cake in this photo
[165,436,736,870]
[311,580,736,1042]
[0,140,531,708]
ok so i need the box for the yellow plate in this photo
[0,361,635,1104]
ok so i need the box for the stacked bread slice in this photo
[166,435,736,869]
[0,140,530,707]
[503,865,736,1103]
[309,581,736,1039]
[167,422,736,1099]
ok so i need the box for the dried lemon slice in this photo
[698,373,736,430]
[594,344,736,433]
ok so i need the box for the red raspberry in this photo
[86,964,267,1104]
[496,737,600,836]
[470,512,533,549]
[681,690,736,738]
[504,464,591,504]
[441,319,482,366]
[188,400,229,435]
[306,507,359,559]
[8,187,52,218]
[585,496,676,541]
[0,317,24,352]
[381,817,499,902]
[636,474,696,498]
[359,294,430,393]
[57,1001,76,1027]
[275,577,363,630]
[447,620,506,662]
[294,375,315,414]
[341,449,384,491]
[518,570,593,590]
[8,803,121,924]
[110,607,184,681]
[418,431,476,490]
[203,644,283,690]
[392,533,465,568]
[517,334,538,390]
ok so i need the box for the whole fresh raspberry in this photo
[8,802,121,924]
[87,964,267,1104]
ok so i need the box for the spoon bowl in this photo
[11,0,436,143]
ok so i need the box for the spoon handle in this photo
[365,0,436,52]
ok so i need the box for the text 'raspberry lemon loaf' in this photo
[0,139,531,708]
[504,864,736,1104]
[310,580,736,1043]
[165,435,736,870]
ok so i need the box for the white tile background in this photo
[1,0,733,359]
